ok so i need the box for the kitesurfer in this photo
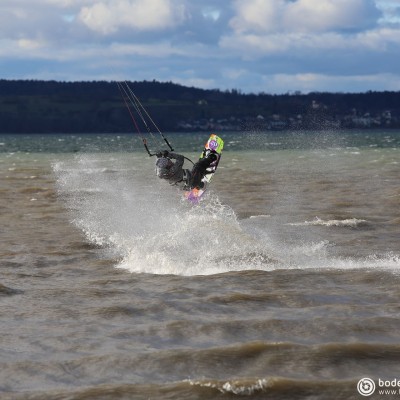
[155,150,188,186]
[155,150,217,189]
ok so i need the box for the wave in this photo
[0,283,20,296]
[189,377,270,395]
[0,378,358,400]
[288,216,368,228]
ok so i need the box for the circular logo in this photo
[357,378,376,396]
[209,140,218,150]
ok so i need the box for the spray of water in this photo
[53,153,399,276]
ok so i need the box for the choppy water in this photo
[1,131,400,399]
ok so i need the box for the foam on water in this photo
[189,378,269,395]
[288,217,368,228]
[54,154,400,276]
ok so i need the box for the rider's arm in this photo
[168,152,184,169]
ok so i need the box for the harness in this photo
[170,169,191,188]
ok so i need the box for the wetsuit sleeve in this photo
[165,152,184,182]
[168,152,184,169]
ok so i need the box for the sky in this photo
[1,0,400,94]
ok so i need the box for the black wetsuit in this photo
[190,152,217,189]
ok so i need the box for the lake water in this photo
[1,130,400,399]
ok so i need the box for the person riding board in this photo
[155,150,217,189]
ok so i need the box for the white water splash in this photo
[54,154,400,276]
[288,216,368,228]
[189,378,269,395]
[54,154,277,275]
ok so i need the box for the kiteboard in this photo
[185,134,224,204]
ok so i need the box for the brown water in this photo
[1,132,400,399]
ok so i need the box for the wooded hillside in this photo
[1,79,400,133]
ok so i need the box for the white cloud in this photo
[357,26,400,50]
[220,1,398,61]
[220,26,400,58]
[17,39,45,50]
[171,76,216,89]
[43,0,91,5]
[78,0,186,34]
[109,42,185,58]
[284,0,379,32]
[230,0,380,33]
[230,0,285,33]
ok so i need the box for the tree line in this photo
[1,79,400,133]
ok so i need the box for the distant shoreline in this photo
[1,79,400,133]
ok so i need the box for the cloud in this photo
[284,0,380,32]
[221,1,396,63]
[42,0,95,5]
[262,72,400,93]
[230,0,381,33]
[219,27,400,57]
[0,1,80,44]
[376,0,400,24]
[17,39,45,50]
[229,0,285,33]
[216,1,400,92]
[0,0,400,93]
[78,0,187,34]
